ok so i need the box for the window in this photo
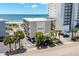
[64,21,70,25]
[64,3,72,25]
[37,22,45,32]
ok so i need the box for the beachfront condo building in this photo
[48,3,79,32]
[0,19,6,40]
[23,18,52,38]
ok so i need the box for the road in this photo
[13,42,79,56]
[1,41,79,56]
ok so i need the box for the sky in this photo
[0,3,48,14]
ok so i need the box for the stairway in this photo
[22,37,35,49]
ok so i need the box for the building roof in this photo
[23,18,52,22]
[6,21,23,24]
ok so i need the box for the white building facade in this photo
[48,3,63,31]
[48,3,79,32]
[23,18,51,38]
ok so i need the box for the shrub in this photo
[35,32,63,48]
[44,35,54,46]
[53,39,62,45]
[71,36,77,41]
[72,36,79,41]
[35,32,44,48]
[76,36,79,39]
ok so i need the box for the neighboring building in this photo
[48,3,63,31]
[0,19,6,40]
[73,4,79,26]
[23,18,52,38]
[48,3,79,32]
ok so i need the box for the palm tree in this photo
[50,30,54,36]
[13,35,17,50]
[17,31,25,49]
[14,31,25,49]
[70,28,78,40]
[3,35,14,52]
[51,30,60,39]
[57,30,62,39]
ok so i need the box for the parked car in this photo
[0,37,3,42]
[59,32,64,36]
[63,34,69,38]
[62,31,70,38]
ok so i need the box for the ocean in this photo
[0,14,48,22]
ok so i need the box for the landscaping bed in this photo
[35,32,63,49]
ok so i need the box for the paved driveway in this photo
[0,42,9,53]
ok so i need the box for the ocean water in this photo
[0,14,48,22]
